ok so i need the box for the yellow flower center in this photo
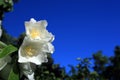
[24,46,36,56]
[30,28,40,39]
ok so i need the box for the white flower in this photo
[0,56,11,71]
[25,18,54,42]
[18,37,54,65]
[20,63,35,80]
[0,23,11,71]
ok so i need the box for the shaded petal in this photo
[20,63,35,80]
[30,18,36,23]
[42,43,54,54]
[41,30,55,42]
[18,49,48,65]
[37,20,48,28]
[27,73,35,80]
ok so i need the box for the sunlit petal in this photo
[25,18,54,42]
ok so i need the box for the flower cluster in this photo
[18,18,54,80]
[0,19,54,80]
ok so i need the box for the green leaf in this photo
[8,68,19,80]
[0,45,17,58]
[0,41,7,49]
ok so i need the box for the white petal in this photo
[42,43,54,53]
[30,18,36,23]
[20,63,35,80]
[37,20,48,28]
[27,73,35,80]
[43,31,55,42]
[18,50,48,65]
[24,18,54,41]
[18,37,49,65]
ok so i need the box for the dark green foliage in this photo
[93,51,108,78]
[67,58,91,80]
[0,0,13,20]
[104,46,120,80]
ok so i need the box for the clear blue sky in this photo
[3,0,120,70]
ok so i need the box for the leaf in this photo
[0,45,17,58]
[0,41,7,49]
[44,71,49,74]
[8,68,19,80]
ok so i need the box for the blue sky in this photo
[3,0,120,70]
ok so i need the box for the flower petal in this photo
[30,18,36,23]
[20,63,35,80]
[18,51,48,65]
[24,18,53,41]
[42,43,54,54]
[18,37,49,65]
[27,73,35,80]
